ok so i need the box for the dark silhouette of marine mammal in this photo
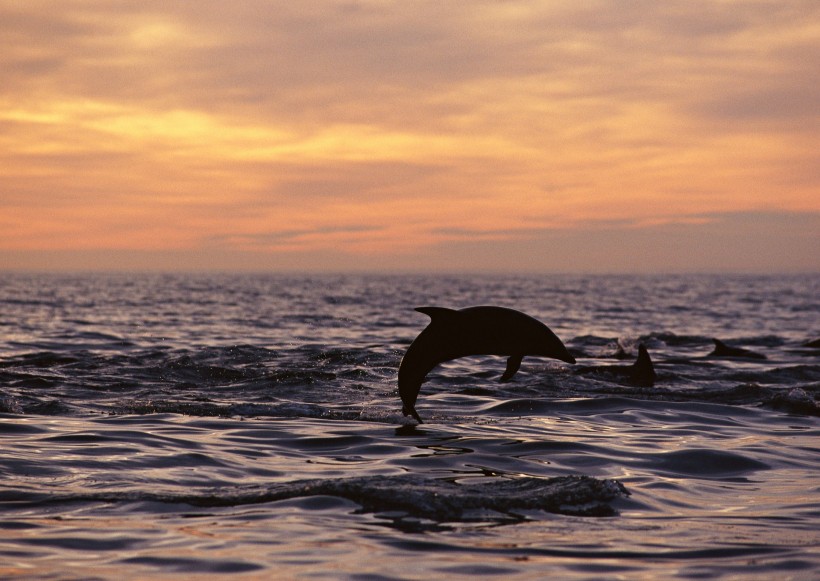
[398,306,575,423]
[709,339,766,360]
[574,343,657,387]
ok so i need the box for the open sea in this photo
[0,272,818,580]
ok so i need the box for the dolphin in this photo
[709,339,766,360]
[398,306,576,423]
[574,343,657,387]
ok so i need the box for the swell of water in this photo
[0,273,818,579]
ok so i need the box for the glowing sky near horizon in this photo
[1,1,818,272]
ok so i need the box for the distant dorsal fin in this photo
[634,344,654,371]
[710,338,766,359]
[712,338,728,351]
[630,343,657,386]
[415,306,459,323]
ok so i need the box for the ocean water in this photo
[0,272,818,580]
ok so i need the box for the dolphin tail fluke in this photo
[402,404,423,424]
[499,354,523,383]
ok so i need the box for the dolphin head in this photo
[538,334,576,364]
[524,321,576,364]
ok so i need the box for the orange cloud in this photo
[1,2,818,271]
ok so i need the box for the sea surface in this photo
[0,272,818,580]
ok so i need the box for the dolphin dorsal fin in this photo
[635,344,654,371]
[712,339,728,351]
[415,306,459,323]
[632,343,657,384]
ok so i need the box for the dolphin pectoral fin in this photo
[500,354,523,383]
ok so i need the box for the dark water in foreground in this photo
[0,273,818,580]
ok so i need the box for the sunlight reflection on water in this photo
[0,273,817,578]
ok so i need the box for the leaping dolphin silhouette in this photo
[398,306,576,423]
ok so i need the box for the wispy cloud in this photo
[1,1,818,271]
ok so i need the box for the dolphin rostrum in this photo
[398,306,576,423]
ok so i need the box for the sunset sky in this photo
[1,1,818,272]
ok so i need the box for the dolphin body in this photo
[398,306,576,423]
[709,339,766,360]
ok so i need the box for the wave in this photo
[0,474,628,520]
[1,332,817,420]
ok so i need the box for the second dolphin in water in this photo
[398,306,576,423]
[709,339,767,360]
[574,343,657,387]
